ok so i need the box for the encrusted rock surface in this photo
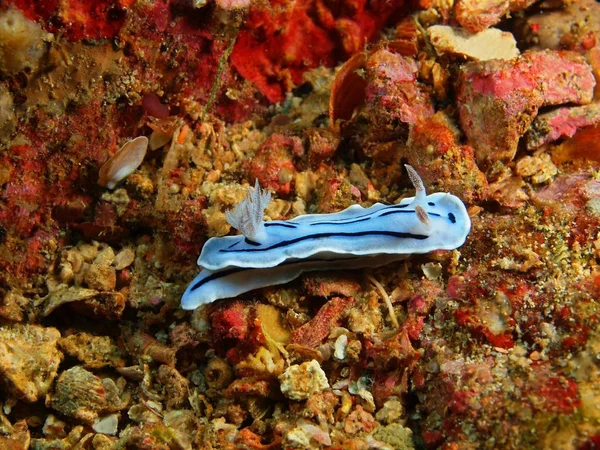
[279,360,330,400]
[46,366,127,424]
[1,1,600,448]
[458,50,595,167]
[0,324,62,402]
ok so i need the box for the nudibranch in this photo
[181,166,471,310]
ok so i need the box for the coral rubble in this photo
[1,0,600,448]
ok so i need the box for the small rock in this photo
[515,153,557,184]
[114,247,135,270]
[245,134,301,196]
[0,324,63,402]
[372,423,415,449]
[0,420,30,449]
[59,262,74,284]
[43,285,99,316]
[305,128,340,168]
[364,49,433,127]
[65,249,84,273]
[0,290,26,322]
[84,264,116,291]
[405,112,488,202]
[94,246,115,266]
[429,26,519,61]
[375,397,405,424]
[279,360,329,400]
[458,50,595,167]
[163,410,200,450]
[344,405,377,434]
[42,414,67,438]
[77,243,99,262]
[349,376,375,411]
[157,365,189,408]
[58,333,127,369]
[92,414,119,436]
[71,291,126,321]
[283,427,311,448]
[526,103,600,150]
[32,425,89,448]
[422,262,443,281]
[454,0,508,33]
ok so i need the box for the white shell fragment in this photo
[98,136,148,189]
[333,334,348,361]
[428,25,520,61]
[422,262,443,280]
[92,414,119,435]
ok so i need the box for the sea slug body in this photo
[181,166,471,310]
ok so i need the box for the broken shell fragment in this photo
[256,304,290,344]
[98,136,148,189]
[113,247,135,270]
[92,414,119,435]
[148,117,180,150]
[329,52,367,125]
[46,366,127,424]
[43,285,100,316]
[428,26,519,61]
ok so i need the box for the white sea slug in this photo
[181,166,471,309]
